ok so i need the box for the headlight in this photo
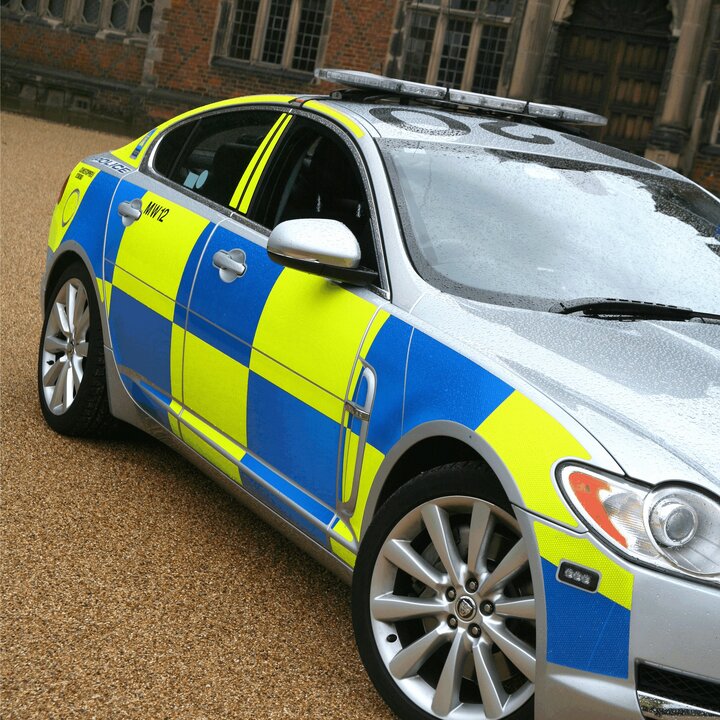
[558,465,720,586]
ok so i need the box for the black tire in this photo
[38,261,114,437]
[353,461,535,720]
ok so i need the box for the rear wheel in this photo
[353,462,535,720]
[38,261,113,436]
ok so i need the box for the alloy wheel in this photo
[369,495,536,719]
[41,278,90,415]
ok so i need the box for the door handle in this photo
[118,199,142,226]
[213,248,247,282]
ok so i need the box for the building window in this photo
[220,0,329,73]
[2,0,154,34]
[401,0,515,94]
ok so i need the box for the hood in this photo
[413,293,720,491]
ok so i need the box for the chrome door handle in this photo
[118,199,142,226]
[213,248,247,282]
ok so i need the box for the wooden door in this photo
[551,0,672,154]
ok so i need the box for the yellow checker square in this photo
[250,271,377,421]
[477,391,589,528]
[114,193,208,303]
[534,521,634,610]
[180,423,242,484]
[183,332,249,448]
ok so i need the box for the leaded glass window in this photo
[401,0,516,95]
[225,0,329,72]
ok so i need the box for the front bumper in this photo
[515,509,720,719]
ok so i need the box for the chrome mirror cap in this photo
[267,219,361,269]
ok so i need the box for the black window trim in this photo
[142,103,289,236]
[142,102,391,299]
[257,106,391,299]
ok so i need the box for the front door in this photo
[184,114,387,549]
[550,0,672,155]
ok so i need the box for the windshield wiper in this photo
[549,297,720,323]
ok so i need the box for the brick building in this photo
[2,0,719,192]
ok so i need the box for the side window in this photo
[152,109,283,209]
[258,120,378,273]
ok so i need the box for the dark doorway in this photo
[550,0,673,154]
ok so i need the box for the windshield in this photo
[381,140,720,314]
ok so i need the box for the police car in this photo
[39,69,720,720]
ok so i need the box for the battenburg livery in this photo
[39,70,720,720]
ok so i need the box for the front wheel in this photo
[38,261,113,436]
[353,462,535,720]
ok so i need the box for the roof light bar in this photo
[316,69,447,101]
[315,68,607,127]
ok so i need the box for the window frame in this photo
[216,0,330,74]
[252,108,390,296]
[144,105,288,231]
[401,0,515,95]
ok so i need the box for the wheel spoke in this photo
[467,502,493,577]
[389,626,450,679]
[67,283,77,334]
[43,335,67,355]
[65,359,76,409]
[75,307,90,339]
[73,283,87,331]
[472,640,508,720]
[383,539,447,592]
[478,540,528,595]
[50,360,69,409]
[75,341,89,358]
[431,631,468,717]
[53,301,71,337]
[495,597,535,620]
[421,503,464,587]
[483,622,535,682]
[371,593,445,623]
[43,356,65,387]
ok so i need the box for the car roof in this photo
[310,97,676,179]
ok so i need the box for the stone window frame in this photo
[1,0,154,36]
[214,0,331,75]
[399,0,517,95]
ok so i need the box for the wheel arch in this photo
[360,420,526,539]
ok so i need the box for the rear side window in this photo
[152,110,283,209]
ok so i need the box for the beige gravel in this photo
[0,111,393,720]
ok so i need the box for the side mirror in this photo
[267,219,379,286]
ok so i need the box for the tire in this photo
[353,462,535,720]
[38,261,114,437]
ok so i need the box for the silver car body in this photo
[41,93,720,720]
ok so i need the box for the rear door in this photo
[103,107,286,432]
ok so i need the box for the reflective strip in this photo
[112,265,175,321]
[237,113,293,214]
[111,94,297,167]
[534,522,633,610]
[476,391,589,528]
[183,331,249,448]
[229,113,289,210]
[250,270,376,422]
[303,100,365,138]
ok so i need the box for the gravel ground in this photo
[0,111,394,720]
